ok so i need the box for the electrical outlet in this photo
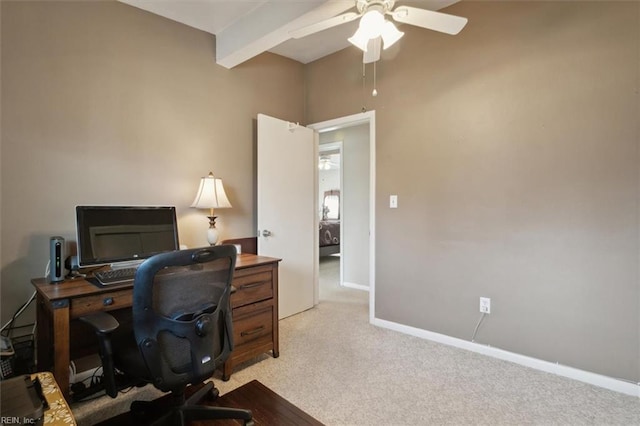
[479,297,491,314]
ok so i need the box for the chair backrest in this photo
[132,245,236,392]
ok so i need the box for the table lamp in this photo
[191,172,232,245]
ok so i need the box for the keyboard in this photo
[94,267,137,285]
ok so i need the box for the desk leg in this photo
[35,295,52,372]
[222,362,232,381]
[51,301,71,397]
[37,295,71,397]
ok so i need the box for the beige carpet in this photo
[73,255,640,425]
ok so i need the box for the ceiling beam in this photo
[216,1,354,69]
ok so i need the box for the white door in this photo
[257,114,317,319]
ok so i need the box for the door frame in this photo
[308,111,376,323]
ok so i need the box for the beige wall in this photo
[307,1,640,381]
[0,1,304,323]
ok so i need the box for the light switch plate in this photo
[390,195,398,208]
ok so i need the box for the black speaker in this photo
[49,236,65,283]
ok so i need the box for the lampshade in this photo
[191,172,232,209]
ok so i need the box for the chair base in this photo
[130,382,253,426]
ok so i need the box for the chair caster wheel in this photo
[206,387,219,401]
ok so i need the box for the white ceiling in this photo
[118,0,460,69]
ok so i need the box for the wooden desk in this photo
[32,253,281,398]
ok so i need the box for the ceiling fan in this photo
[318,155,340,170]
[291,0,468,63]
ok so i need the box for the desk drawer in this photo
[69,290,132,318]
[232,305,273,348]
[231,270,272,308]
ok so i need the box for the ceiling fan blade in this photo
[391,6,467,35]
[290,12,360,39]
[363,38,381,64]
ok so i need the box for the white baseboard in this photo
[342,281,369,291]
[372,317,639,397]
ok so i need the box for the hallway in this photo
[318,255,368,305]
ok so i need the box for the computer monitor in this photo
[75,206,180,268]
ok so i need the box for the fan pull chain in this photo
[361,62,367,112]
[372,60,378,97]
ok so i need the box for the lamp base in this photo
[207,216,219,245]
[207,227,219,246]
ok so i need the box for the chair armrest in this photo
[79,311,119,334]
[78,312,120,398]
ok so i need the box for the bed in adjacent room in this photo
[319,220,340,256]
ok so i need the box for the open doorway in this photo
[318,142,343,301]
[310,112,375,312]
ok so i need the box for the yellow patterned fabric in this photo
[31,372,76,425]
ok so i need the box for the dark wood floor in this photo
[97,380,323,426]
[206,380,321,425]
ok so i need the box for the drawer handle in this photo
[240,282,266,290]
[240,326,265,337]
[103,297,114,306]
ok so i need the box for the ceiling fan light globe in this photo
[348,27,370,52]
[381,20,404,49]
[359,9,385,38]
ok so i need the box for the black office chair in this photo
[80,246,253,426]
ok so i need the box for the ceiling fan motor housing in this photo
[356,0,395,15]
